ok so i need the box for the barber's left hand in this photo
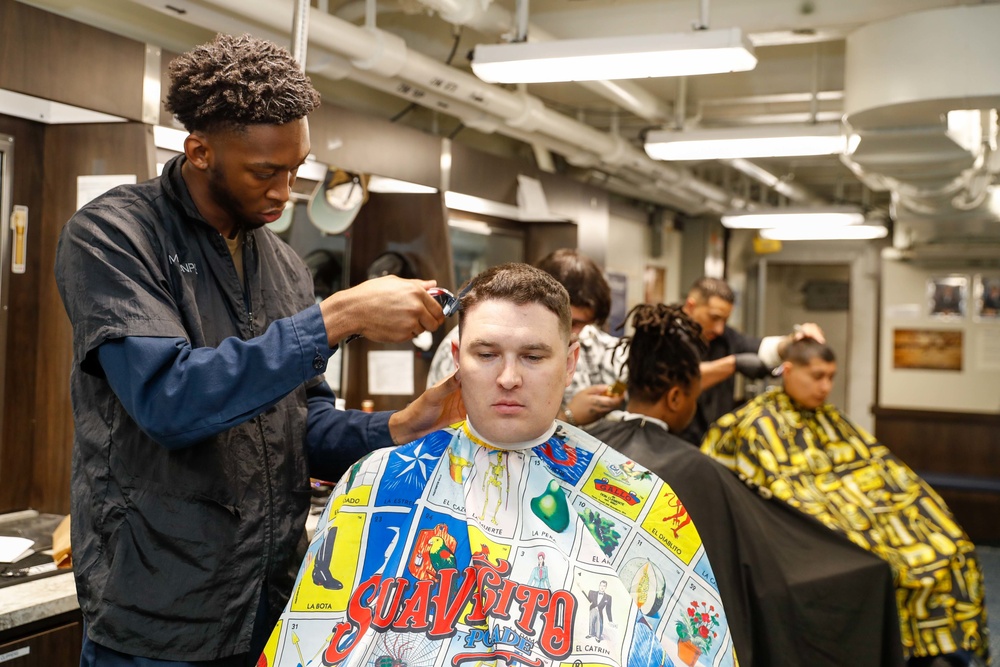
[567,385,625,427]
[388,371,465,445]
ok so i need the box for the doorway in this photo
[756,262,852,411]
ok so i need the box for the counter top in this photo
[0,571,78,632]
[0,507,322,634]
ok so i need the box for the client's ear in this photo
[666,385,684,412]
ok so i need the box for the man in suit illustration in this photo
[587,580,613,641]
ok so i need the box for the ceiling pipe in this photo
[176,0,741,212]
[673,70,823,203]
[406,0,671,122]
[290,0,310,69]
[722,158,822,203]
[340,65,711,210]
[331,0,670,121]
[843,111,999,218]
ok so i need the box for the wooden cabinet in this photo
[0,612,82,667]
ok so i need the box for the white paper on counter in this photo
[367,350,414,395]
[0,536,33,563]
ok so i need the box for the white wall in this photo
[728,233,880,431]
[879,258,1000,414]
[764,263,852,411]
[605,202,682,336]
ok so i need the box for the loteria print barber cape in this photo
[259,420,736,667]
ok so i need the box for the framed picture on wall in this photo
[893,329,963,371]
[643,266,666,304]
[927,275,968,318]
[975,274,1000,321]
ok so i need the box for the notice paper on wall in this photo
[367,350,414,395]
[77,174,137,211]
[977,329,1000,371]
[0,536,33,563]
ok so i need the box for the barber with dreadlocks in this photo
[55,35,463,667]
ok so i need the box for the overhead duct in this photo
[842,4,1000,222]
[136,0,745,214]
[344,0,672,121]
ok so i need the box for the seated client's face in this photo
[454,299,576,445]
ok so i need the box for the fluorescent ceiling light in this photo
[448,219,493,236]
[445,191,522,219]
[367,176,437,194]
[760,224,888,241]
[0,88,126,124]
[645,122,845,160]
[471,28,756,84]
[721,206,865,229]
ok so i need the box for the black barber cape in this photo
[589,415,904,667]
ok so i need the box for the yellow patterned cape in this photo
[702,388,989,663]
[259,420,736,667]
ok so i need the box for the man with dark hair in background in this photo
[590,306,903,667]
[55,34,462,666]
[428,248,624,426]
[703,338,989,667]
[678,277,824,445]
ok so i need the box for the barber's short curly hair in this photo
[165,34,321,133]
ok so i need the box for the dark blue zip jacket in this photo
[55,155,389,660]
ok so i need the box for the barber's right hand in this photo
[321,275,446,345]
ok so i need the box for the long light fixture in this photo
[721,205,865,229]
[367,176,437,194]
[471,28,756,84]
[760,224,888,241]
[645,122,846,160]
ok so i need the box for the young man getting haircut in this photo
[703,339,989,667]
[262,264,736,667]
[427,249,625,426]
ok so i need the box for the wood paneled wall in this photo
[0,115,45,512]
[28,123,155,513]
[0,0,148,121]
[874,407,1000,544]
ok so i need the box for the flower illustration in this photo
[675,600,721,654]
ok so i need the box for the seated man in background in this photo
[427,249,625,427]
[702,338,989,667]
[590,305,903,667]
[260,264,737,667]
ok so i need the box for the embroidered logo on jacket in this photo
[168,254,198,274]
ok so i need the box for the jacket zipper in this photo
[243,233,275,592]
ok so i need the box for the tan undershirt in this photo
[225,230,244,283]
